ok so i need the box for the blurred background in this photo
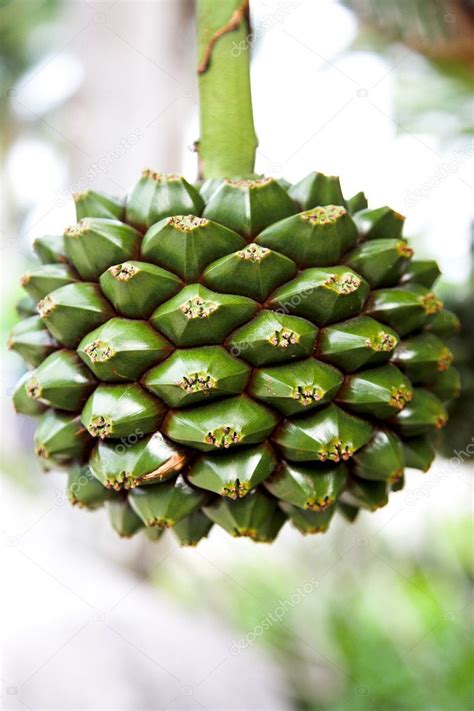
[1,1,473,709]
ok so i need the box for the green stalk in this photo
[197,0,258,179]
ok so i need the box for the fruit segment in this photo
[336,364,413,418]
[67,464,113,510]
[288,172,347,210]
[21,263,78,301]
[256,205,358,267]
[99,261,182,319]
[392,333,453,384]
[64,218,142,280]
[226,311,318,366]
[25,350,97,412]
[188,443,277,498]
[90,432,187,490]
[81,383,165,439]
[390,389,448,436]
[8,315,58,367]
[142,346,250,407]
[203,243,297,301]
[264,461,347,510]
[280,502,336,534]
[249,358,343,415]
[344,239,414,287]
[352,427,405,483]
[141,215,244,281]
[74,190,124,221]
[126,170,204,231]
[37,283,115,348]
[273,403,373,462]
[172,511,214,546]
[128,476,208,528]
[353,206,405,240]
[267,267,370,326]
[203,490,286,542]
[317,316,399,372]
[78,318,172,382]
[163,395,278,451]
[203,177,296,237]
[150,284,258,347]
[107,498,144,538]
[34,410,92,464]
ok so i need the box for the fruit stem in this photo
[197,0,258,179]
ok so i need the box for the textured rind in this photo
[10,170,458,544]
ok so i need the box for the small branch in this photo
[198,0,249,74]
[197,0,257,178]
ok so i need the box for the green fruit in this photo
[128,475,208,528]
[37,283,115,348]
[90,431,187,490]
[226,310,318,366]
[12,372,47,416]
[33,233,67,264]
[390,389,448,437]
[267,267,370,325]
[20,263,78,301]
[126,170,204,232]
[203,489,286,542]
[202,177,296,237]
[401,260,441,288]
[366,285,443,337]
[34,410,92,464]
[163,394,278,451]
[352,427,404,483]
[392,333,453,384]
[344,239,414,287]
[25,350,97,411]
[141,215,244,281]
[203,243,297,301]
[142,346,250,408]
[288,172,347,210]
[341,477,389,511]
[9,168,454,543]
[402,436,435,472]
[150,284,258,347]
[107,498,144,538]
[81,383,165,440]
[172,511,214,546]
[74,190,124,221]
[257,205,357,267]
[248,358,343,415]
[67,464,113,510]
[280,502,336,534]
[316,316,399,372]
[8,315,58,367]
[264,461,347,510]
[336,364,413,418]
[273,403,373,462]
[99,261,182,319]
[188,443,276,498]
[77,318,172,382]
[64,218,141,280]
[353,206,405,240]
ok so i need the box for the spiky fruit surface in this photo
[10,171,459,545]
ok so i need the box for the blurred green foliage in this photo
[154,513,473,710]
